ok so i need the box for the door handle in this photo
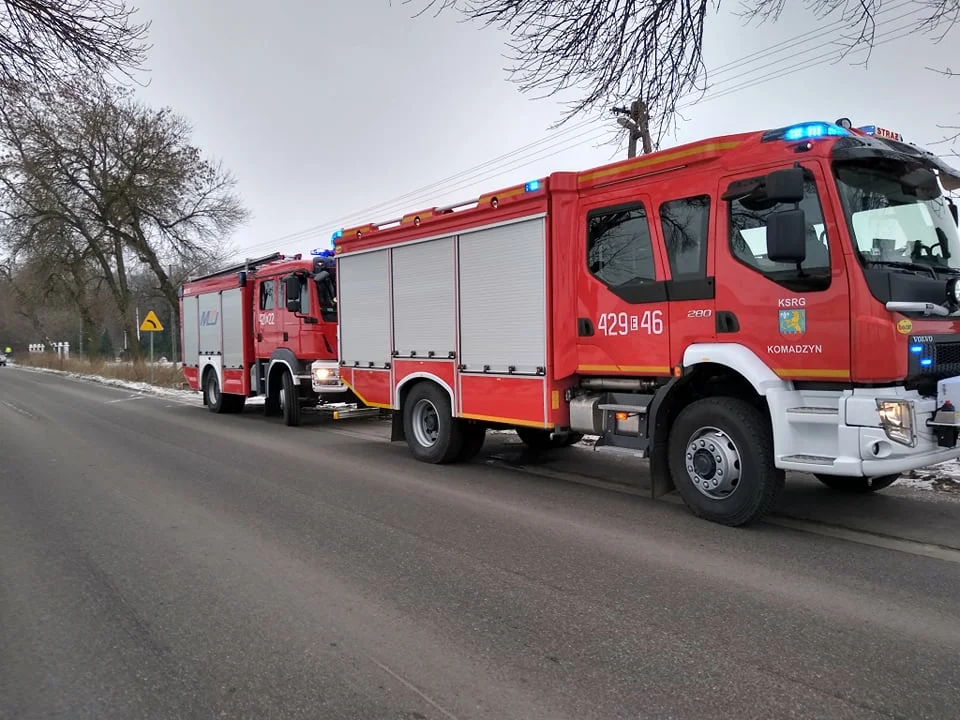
[256,332,262,342]
[283,331,289,342]
[577,317,595,337]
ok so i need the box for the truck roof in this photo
[332,118,960,256]
[180,252,318,296]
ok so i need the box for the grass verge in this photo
[14,354,188,389]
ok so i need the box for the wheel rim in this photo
[206,376,217,405]
[279,386,287,412]
[684,426,742,500]
[411,398,441,448]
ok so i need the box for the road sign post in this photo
[139,310,164,384]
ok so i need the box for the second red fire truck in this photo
[182,117,960,526]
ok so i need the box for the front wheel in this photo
[403,382,462,464]
[668,397,784,527]
[814,474,899,493]
[280,370,302,427]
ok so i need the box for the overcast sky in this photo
[129,0,958,260]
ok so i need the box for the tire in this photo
[403,382,463,464]
[280,370,302,427]
[457,423,487,462]
[814,473,898,493]
[516,427,583,450]
[668,397,784,527]
[204,371,226,414]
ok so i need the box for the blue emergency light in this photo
[524,179,541,192]
[311,248,334,257]
[761,121,850,143]
[331,228,343,241]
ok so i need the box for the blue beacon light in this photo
[524,179,541,192]
[910,345,923,354]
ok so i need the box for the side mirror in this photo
[765,167,805,203]
[766,208,807,264]
[284,275,303,313]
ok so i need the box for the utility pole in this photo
[612,99,653,158]
[169,263,178,363]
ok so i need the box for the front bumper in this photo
[828,378,960,476]
[310,360,350,395]
[775,376,960,477]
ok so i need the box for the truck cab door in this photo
[714,162,851,383]
[255,276,282,357]
[281,275,311,358]
[651,190,717,363]
[576,192,672,378]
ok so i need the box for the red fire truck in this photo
[179,251,375,426]
[332,118,960,526]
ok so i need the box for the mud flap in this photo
[649,443,675,498]
[390,410,405,442]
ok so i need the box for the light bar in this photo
[524,179,542,192]
[761,121,850,143]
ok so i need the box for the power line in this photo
[239,9,923,255]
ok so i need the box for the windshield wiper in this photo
[864,259,938,278]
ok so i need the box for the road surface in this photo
[2,366,960,720]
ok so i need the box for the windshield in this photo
[833,158,960,272]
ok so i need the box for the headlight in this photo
[876,399,917,447]
[311,364,339,385]
[948,277,960,307]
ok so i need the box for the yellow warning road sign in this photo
[140,310,164,332]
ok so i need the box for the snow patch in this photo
[16,364,201,402]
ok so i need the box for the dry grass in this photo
[15,354,189,389]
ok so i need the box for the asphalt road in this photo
[2,367,960,720]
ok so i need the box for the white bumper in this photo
[770,377,960,478]
[309,360,350,395]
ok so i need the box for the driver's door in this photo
[715,162,851,382]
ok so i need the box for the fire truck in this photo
[179,251,375,426]
[331,118,960,526]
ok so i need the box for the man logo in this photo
[200,310,220,327]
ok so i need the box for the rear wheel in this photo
[457,423,487,462]
[403,382,462,464]
[668,397,783,527]
[280,370,302,427]
[205,371,226,414]
[814,474,898,493]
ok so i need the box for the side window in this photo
[259,280,274,310]
[299,277,310,312]
[587,203,657,300]
[727,170,831,291]
[660,195,710,277]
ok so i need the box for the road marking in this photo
[369,658,461,720]
[106,395,147,404]
[0,399,37,420]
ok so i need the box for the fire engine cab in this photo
[333,118,960,526]
[180,251,372,426]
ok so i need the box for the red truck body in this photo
[332,118,960,526]
[180,252,365,425]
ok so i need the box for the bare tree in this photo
[405,0,960,142]
[0,0,150,88]
[0,76,246,358]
